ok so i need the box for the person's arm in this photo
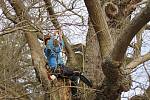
[47,38,54,50]
[44,48,48,58]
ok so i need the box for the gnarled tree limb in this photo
[0,0,43,40]
[126,52,150,72]
[84,0,113,59]
[0,0,19,24]
[112,0,150,62]
[8,0,51,100]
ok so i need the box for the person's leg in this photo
[61,66,74,76]
[70,76,80,96]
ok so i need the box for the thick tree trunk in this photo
[24,33,50,100]
[84,0,132,100]
[95,60,131,100]
[84,20,104,100]
[8,0,51,99]
[84,0,113,59]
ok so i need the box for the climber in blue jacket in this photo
[44,31,64,72]
[44,31,93,97]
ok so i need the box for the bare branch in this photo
[43,0,60,29]
[0,25,30,36]
[145,24,150,30]
[43,0,78,66]
[136,0,148,6]
[0,0,19,23]
[54,0,84,22]
[133,25,144,58]
[0,0,43,41]
[126,52,150,72]
[0,84,28,100]
[112,1,150,61]
[124,0,143,16]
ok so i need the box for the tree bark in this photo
[112,0,150,62]
[84,0,113,59]
[0,0,19,24]
[8,0,51,99]
[84,19,104,99]
[84,0,132,100]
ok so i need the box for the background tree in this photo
[0,0,150,100]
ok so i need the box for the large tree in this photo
[0,0,150,100]
[84,0,150,100]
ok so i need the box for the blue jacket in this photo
[44,37,64,69]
